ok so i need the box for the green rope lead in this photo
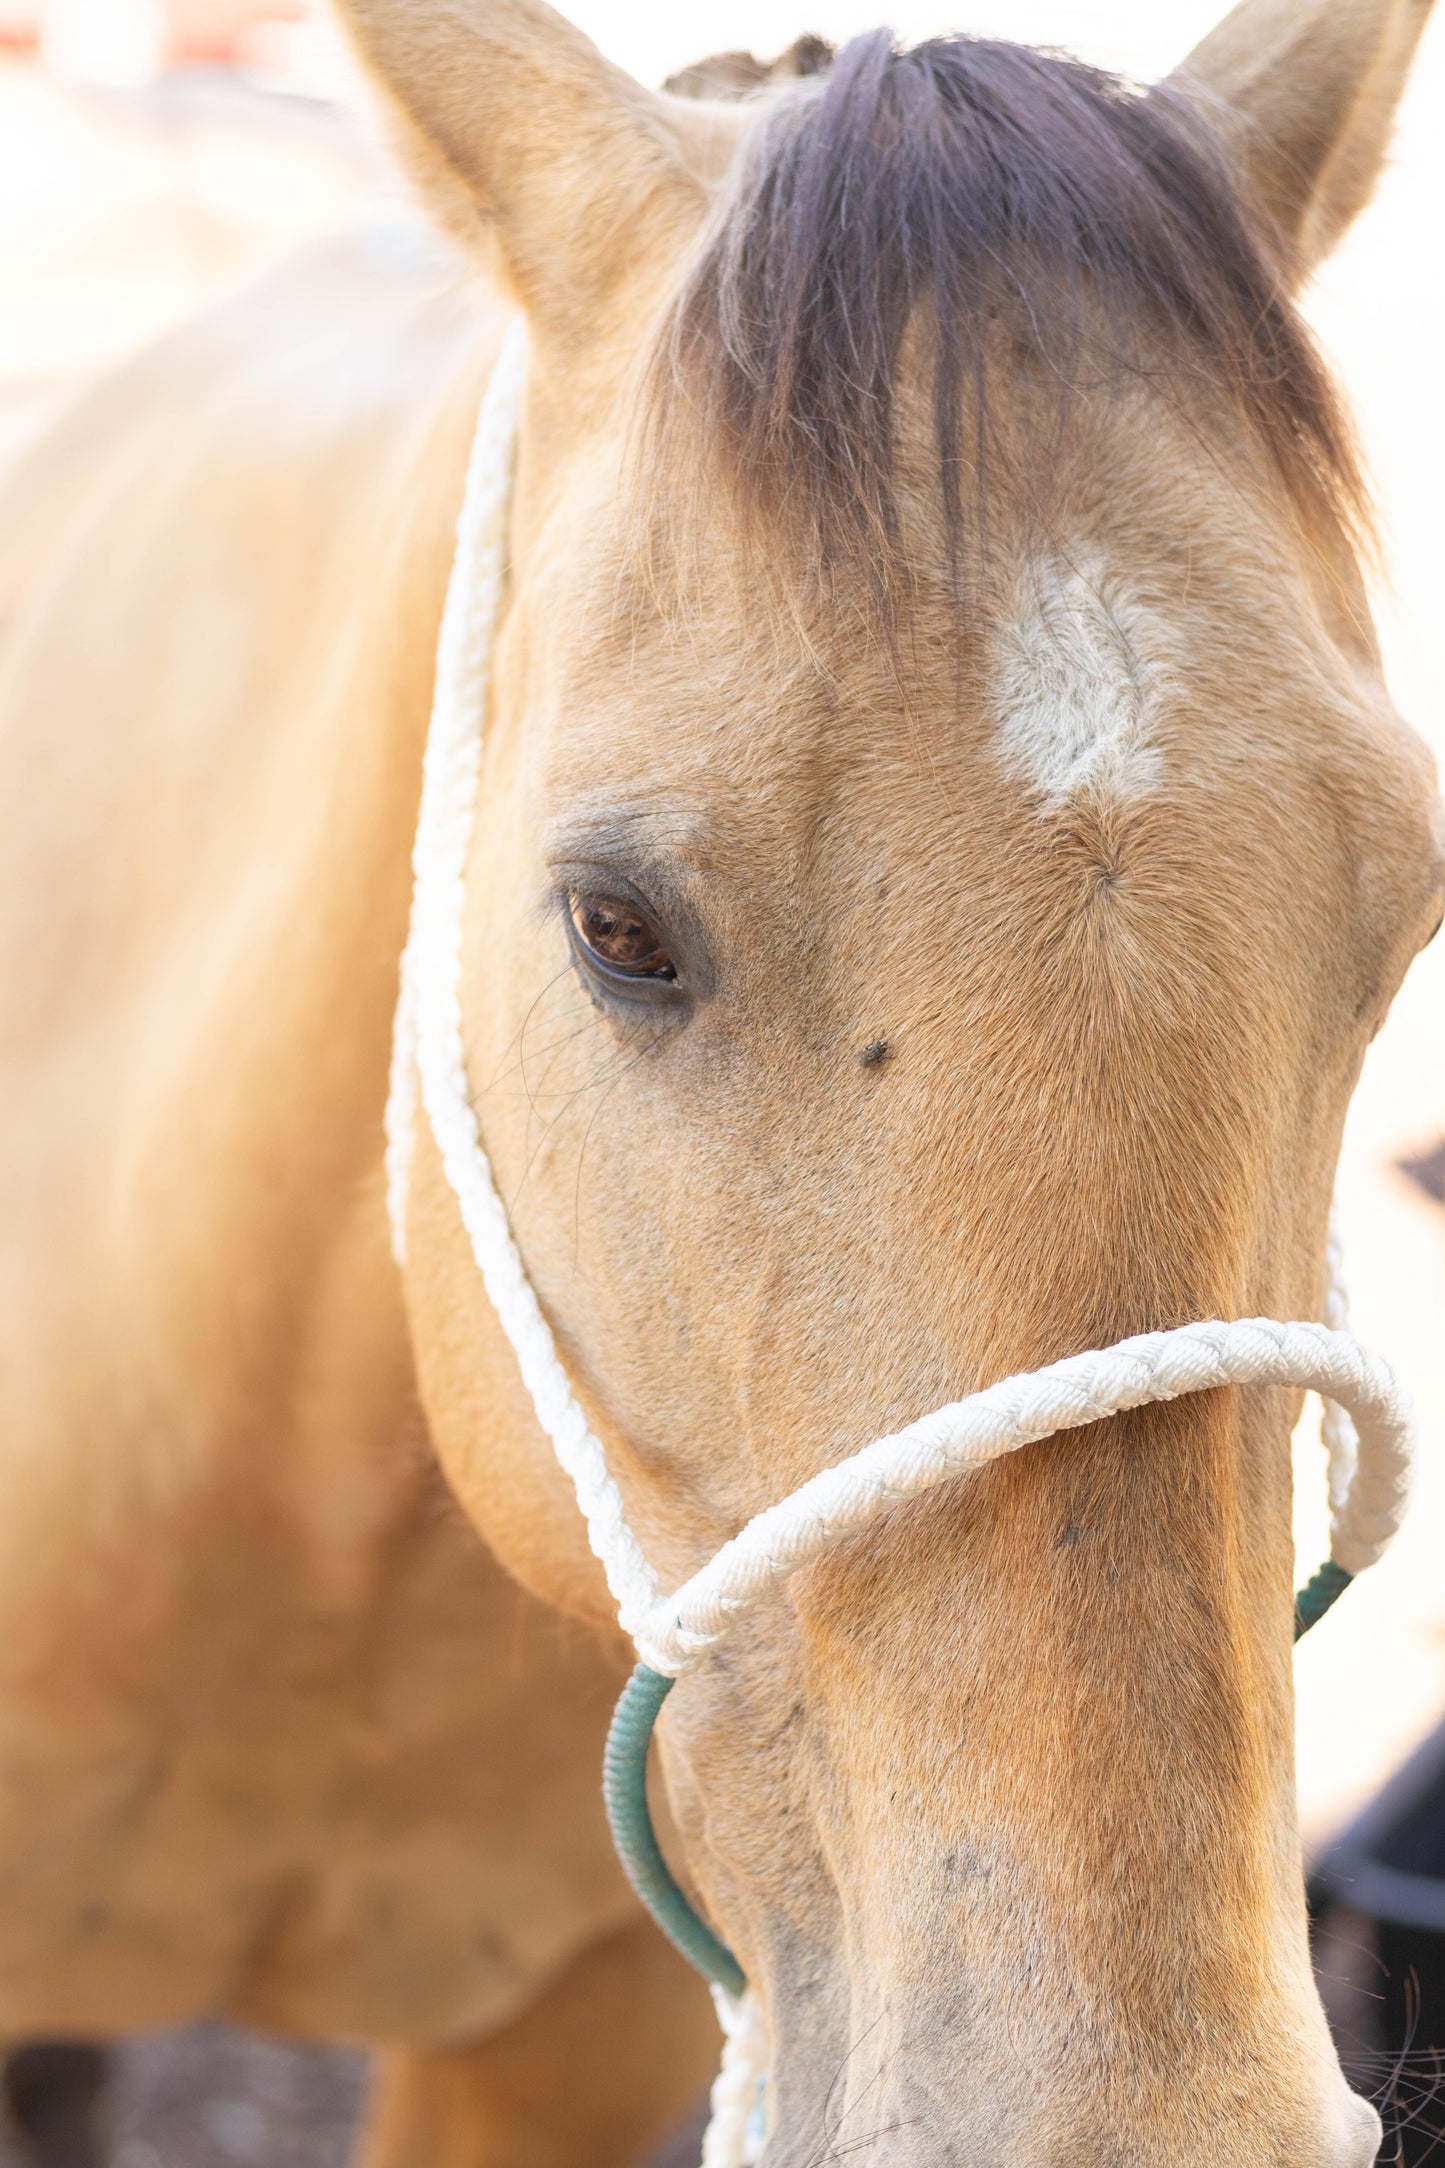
[1293,1557,1353,1639]
[603,1664,746,1998]
[606,1560,1353,1999]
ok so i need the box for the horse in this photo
[0,0,1441,2160]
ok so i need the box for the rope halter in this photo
[386,320,1414,2168]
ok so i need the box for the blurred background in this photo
[1,0,1442,2161]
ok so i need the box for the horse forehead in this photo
[534,466,1373,866]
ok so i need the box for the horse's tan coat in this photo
[0,2,1442,2163]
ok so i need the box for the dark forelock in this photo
[656,31,1365,593]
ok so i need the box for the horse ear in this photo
[1166,0,1434,278]
[330,0,724,342]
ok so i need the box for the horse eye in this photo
[568,892,676,981]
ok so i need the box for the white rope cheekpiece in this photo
[387,321,1415,2168]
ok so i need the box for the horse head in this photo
[337,0,1445,2158]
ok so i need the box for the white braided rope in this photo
[1322,1201,1362,1536]
[387,319,660,1643]
[638,1312,1409,1674]
[702,1988,770,2167]
[387,333,1415,2168]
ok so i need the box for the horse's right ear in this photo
[330,0,727,344]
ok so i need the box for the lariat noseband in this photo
[386,323,1414,2168]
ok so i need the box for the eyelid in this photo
[546,863,659,927]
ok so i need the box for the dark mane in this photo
[658,31,1365,589]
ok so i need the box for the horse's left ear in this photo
[1166,0,1434,279]
[329,0,732,345]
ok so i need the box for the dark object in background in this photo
[1399,1138,1445,1206]
[1312,1716,1445,2164]
[2,2046,110,2168]
[0,2024,702,2168]
[0,2027,366,2168]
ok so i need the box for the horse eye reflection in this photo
[568,893,676,980]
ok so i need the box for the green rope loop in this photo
[1293,1556,1353,1639]
[605,1558,1353,1997]
[602,1664,745,1997]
